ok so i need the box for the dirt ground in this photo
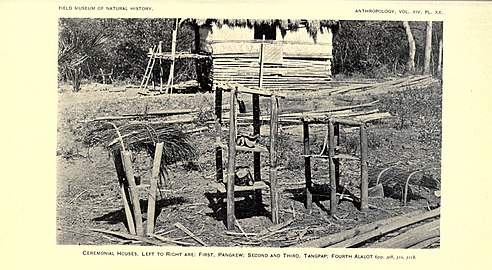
[56,82,441,247]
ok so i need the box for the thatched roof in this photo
[186,19,339,39]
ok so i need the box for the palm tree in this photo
[58,29,108,92]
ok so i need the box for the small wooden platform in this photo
[209,181,269,193]
[216,143,269,153]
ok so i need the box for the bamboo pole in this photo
[303,121,312,212]
[328,208,440,248]
[293,209,426,247]
[146,142,164,235]
[269,94,279,224]
[367,219,440,248]
[328,119,337,217]
[122,151,144,236]
[226,87,238,231]
[360,124,369,211]
[112,149,136,235]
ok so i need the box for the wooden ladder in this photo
[139,44,159,91]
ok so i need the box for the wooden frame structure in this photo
[302,117,369,216]
[211,84,281,231]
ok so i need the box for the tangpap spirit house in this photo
[190,19,339,91]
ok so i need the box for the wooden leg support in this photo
[122,151,144,236]
[328,120,338,217]
[360,124,369,211]
[112,149,136,235]
[146,142,164,235]
[269,94,279,224]
[226,87,237,231]
[303,121,313,212]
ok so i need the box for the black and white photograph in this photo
[57,18,442,248]
[2,1,492,269]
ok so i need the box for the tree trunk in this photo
[438,37,443,78]
[424,21,433,75]
[402,21,416,73]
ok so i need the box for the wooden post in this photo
[252,37,265,183]
[328,120,337,217]
[166,19,178,94]
[158,41,164,93]
[303,121,312,212]
[360,124,369,211]
[226,87,238,230]
[122,151,144,236]
[269,94,279,224]
[146,142,164,235]
[112,149,136,235]
[215,86,224,183]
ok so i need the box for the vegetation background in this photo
[58,19,443,91]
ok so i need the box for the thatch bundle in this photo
[83,122,197,165]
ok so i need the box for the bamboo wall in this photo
[200,25,334,91]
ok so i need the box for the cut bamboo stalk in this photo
[293,209,426,248]
[174,222,208,246]
[328,208,440,248]
[148,233,195,246]
[367,219,440,248]
[112,149,136,235]
[122,151,144,236]
[146,142,164,235]
[255,218,295,238]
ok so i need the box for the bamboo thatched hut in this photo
[189,19,339,91]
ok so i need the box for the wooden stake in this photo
[303,121,312,212]
[360,124,369,211]
[270,94,279,224]
[146,142,164,235]
[122,151,144,236]
[226,87,237,231]
[112,149,136,235]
